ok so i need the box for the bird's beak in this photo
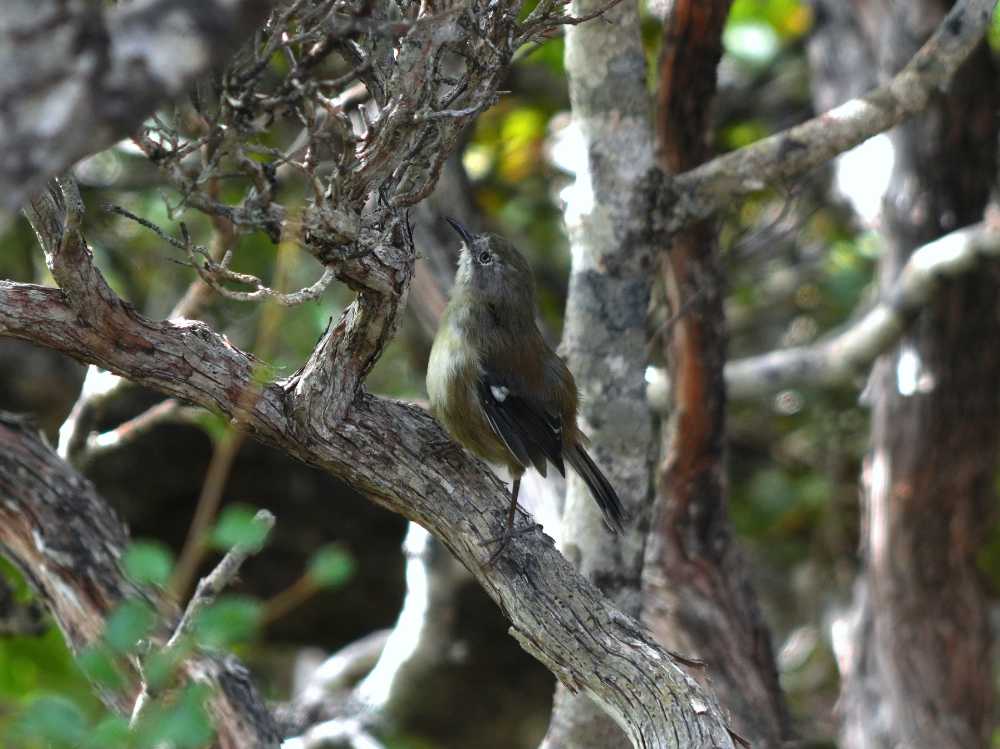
[444,216,475,247]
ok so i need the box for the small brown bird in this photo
[426,218,625,558]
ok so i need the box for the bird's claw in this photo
[482,522,541,565]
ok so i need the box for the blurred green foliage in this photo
[307,544,356,589]
[210,505,273,552]
[0,507,356,748]
[123,543,175,589]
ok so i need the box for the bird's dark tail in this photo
[566,444,626,532]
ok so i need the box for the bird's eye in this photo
[478,251,492,265]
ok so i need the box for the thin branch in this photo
[80,400,199,466]
[56,366,129,461]
[283,718,386,749]
[131,510,276,729]
[108,204,338,308]
[169,430,249,600]
[292,631,390,710]
[0,276,735,747]
[647,222,1000,405]
[516,0,626,43]
[668,0,997,231]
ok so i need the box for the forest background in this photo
[2,0,1000,747]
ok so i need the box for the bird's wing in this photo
[477,366,565,477]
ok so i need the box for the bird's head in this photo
[445,217,535,313]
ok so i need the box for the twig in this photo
[109,202,336,307]
[293,631,390,707]
[130,510,276,729]
[169,429,249,599]
[668,0,998,230]
[261,572,321,625]
[80,400,203,467]
[558,0,626,27]
[104,203,190,252]
[172,236,298,598]
[57,366,128,461]
[516,0,626,44]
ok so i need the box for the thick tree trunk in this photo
[821,2,1000,747]
[540,0,661,745]
[641,3,791,746]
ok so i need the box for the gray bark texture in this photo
[3,0,740,722]
[0,0,275,215]
[540,0,662,745]
[1,0,999,746]
[809,1,1000,747]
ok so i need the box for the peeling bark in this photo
[667,0,997,230]
[2,180,734,746]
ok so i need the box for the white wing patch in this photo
[490,384,510,403]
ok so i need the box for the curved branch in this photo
[647,222,1000,404]
[0,285,731,748]
[727,222,1000,397]
[668,0,996,230]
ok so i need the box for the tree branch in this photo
[130,510,276,729]
[0,412,280,748]
[0,277,732,748]
[667,0,996,230]
[646,218,1000,404]
[645,221,1000,404]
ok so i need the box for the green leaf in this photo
[307,545,356,589]
[123,542,174,587]
[193,596,261,649]
[104,599,156,654]
[144,637,193,692]
[76,646,126,691]
[81,715,131,749]
[137,684,214,749]
[12,695,87,746]
[210,504,270,551]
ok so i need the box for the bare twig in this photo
[0,415,280,747]
[80,400,198,466]
[170,430,249,600]
[293,631,391,709]
[131,510,276,729]
[282,717,386,749]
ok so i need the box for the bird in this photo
[426,217,625,561]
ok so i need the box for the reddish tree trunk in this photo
[642,1,791,745]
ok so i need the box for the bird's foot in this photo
[482,523,541,566]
